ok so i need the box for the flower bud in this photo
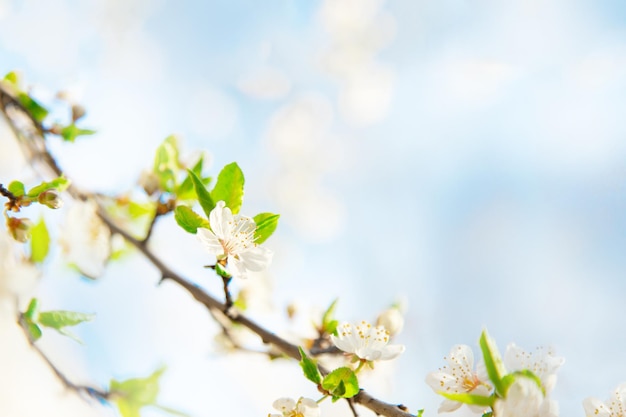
[37,190,63,209]
[139,170,160,196]
[376,307,404,336]
[71,104,86,122]
[7,217,33,242]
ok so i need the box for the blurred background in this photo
[1,0,626,416]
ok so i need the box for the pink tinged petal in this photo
[197,228,224,256]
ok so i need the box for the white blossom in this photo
[330,320,405,362]
[197,200,272,279]
[60,200,111,279]
[494,377,559,417]
[583,383,626,417]
[425,344,491,413]
[504,343,564,394]
[376,306,404,336]
[0,231,40,305]
[268,397,320,417]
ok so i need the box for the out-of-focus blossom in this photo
[60,200,111,279]
[583,383,626,417]
[376,306,404,336]
[0,230,39,305]
[504,344,565,394]
[426,344,492,413]
[268,397,320,417]
[197,201,272,279]
[493,377,559,417]
[331,320,405,362]
[37,190,63,209]
[6,217,32,243]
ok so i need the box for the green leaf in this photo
[59,123,96,142]
[116,399,141,417]
[7,180,25,197]
[321,367,359,400]
[30,217,50,263]
[24,298,39,321]
[17,92,48,123]
[26,177,70,198]
[128,201,156,218]
[416,410,425,417]
[322,298,338,334]
[253,213,279,245]
[501,371,543,396]
[298,347,322,385]
[440,392,494,407]
[174,205,208,234]
[110,367,166,410]
[153,136,181,193]
[188,169,215,218]
[176,156,207,200]
[479,329,507,396]
[210,162,244,214]
[4,71,19,85]
[27,322,42,341]
[38,309,95,340]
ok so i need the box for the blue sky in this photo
[1,1,626,416]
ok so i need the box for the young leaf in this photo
[26,177,70,197]
[298,347,322,385]
[7,180,25,197]
[27,322,42,341]
[188,169,215,218]
[17,92,48,123]
[440,392,494,407]
[4,70,19,85]
[30,217,50,263]
[59,123,96,142]
[24,298,39,321]
[174,205,208,234]
[176,156,206,200]
[210,162,244,214]
[110,367,166,417]
[321,367,359,400]
[38,310,95,342]
[321,298,338,334]
[479,329,507,396]
[253,213,279,244]
[153,136,181,193]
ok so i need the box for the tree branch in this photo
[0,83,416,417]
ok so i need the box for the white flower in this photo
[425,344,492,413]
[0,231,40,305]
[504,343,564,394]
[197,200,272,279]
[583,383,626,417]
[60,200,111,279]
[494,377,559,417]
[268,397,320,417]
[330,320,405,361]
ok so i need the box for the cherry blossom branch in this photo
[0,84,416,417]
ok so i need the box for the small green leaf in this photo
[152,136,181,193]
[321,367,359,400]
[38,309,95,341]
[322,298,338,334]
[17,92,48,123]
[174,205,208,234]
[479,329,507,396]
[416,410,425,417]
[211,162,244,214]
[110,367,166,408]
[253,213,279,244]
[177,157,206,200]
[298,347,322,385]
[27,322,42,341]
[26,177,70,197]
[188,169,215,218]
[59,123,96,142]
[30,217,50,263]
[440,392,494,407]
[7,180,25,197]
[4,71,19,85]
[24,298,39,321]
[128,201,156,218]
